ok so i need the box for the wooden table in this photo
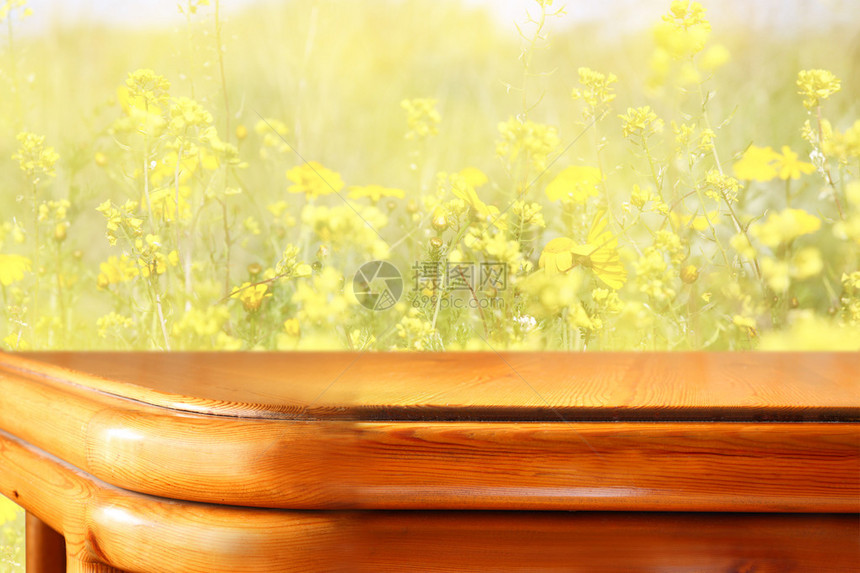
[1,352,858,572]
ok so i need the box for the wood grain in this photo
[7,351,859,421]
[0,354,857,511]
[2,429,858,573]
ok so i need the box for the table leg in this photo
[25,512,65,573]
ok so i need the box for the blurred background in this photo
[20,0,860,33]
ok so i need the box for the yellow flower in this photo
[395,308,437,350]
[700,43,730,70]
[401,98,441,139]
[630,184,655,210]
[0,1,32,24]
[790,247,823,280]
[96,199,142,245]
[172,306,230,338]
[97,254,139,289]
[283,318,301,337]
[538,237,576,274]
[168,96,213,133]
[545,166,602,203]
[286,161,344,199]
[2,332,29,350]
[37,199,70,223]
[823,120,860,162]
[449,172,501,224]
[843,271,860,291]
[96,312,134,339]
[458,167,489,188]
[125,68,170,109]
[348,184,406,202]
[538,210,626,289]
[496,117,559,171]
[151,187,192,223]
[510,200,545,228]
[254,117,291,156]
[519,269,583,317]
[571,67,618,113]
[751,208,821,248]
[592,288,623,313]
[732,145,779,182]
[680,265,699,284]
[618,106,663,139]
[653,1,711,59]
[775,146,815,180]
[12,131,59,180]
[730,233,756,259]
[292,267,350,324]
[761,257,790,292]
[704,170,740,203]
[243,216,261,235]
[0,253,31,286]
[797,69,841,110]
[231,282,271,312]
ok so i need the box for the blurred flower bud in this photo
[680,264,699,284]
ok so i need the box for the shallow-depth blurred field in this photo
[1,0,859,565]
[1,0,859,356]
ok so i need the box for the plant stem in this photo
[150,276,171,350]
[221,199,232,296]
[815,105,845,220]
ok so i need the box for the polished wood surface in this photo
[2,429,857,573]
[26,513,66,573]
[1,355,857,510]
[7,352,859,421]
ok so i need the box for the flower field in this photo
[0,0,858,565]
[1,0,858,355]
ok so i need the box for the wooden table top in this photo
[6,351,860,421]
[1,351,858,512]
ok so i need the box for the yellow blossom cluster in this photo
[95,200,143,246]
[287,161,345,199]
[732,145,814,182]
[12,132,59,181]
[400,98,441,139]
[619,106,663,139]
[571,67,617,117]
[796,69,841,110]
[496,117,560,172]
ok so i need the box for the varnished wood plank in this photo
[7,352,860,421]
[0,364,857,510]
[355,511,860,572]
[2,430,858,573]
[26,512,66,573]
[65,555,124,573]
[348,421,860,512]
